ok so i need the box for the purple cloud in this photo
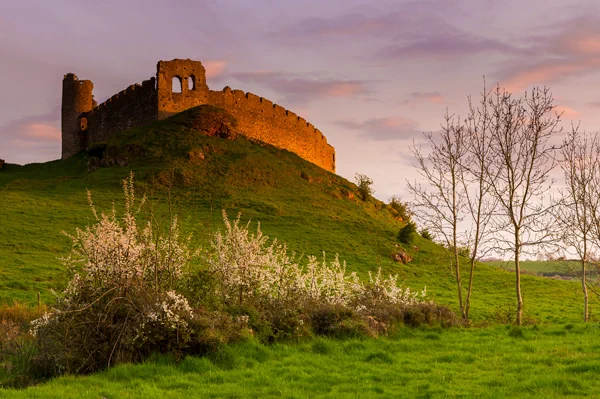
[270,4,524,60]
[335,117,420,141]
[403,92,446,105]
[230,70,373,104]
[495,16,600,91]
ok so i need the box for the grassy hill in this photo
[1,105,598,397]
[0,106,587,324]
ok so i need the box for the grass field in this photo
[3,324,599,398]
[483,260,579,275]
[0,107,598,396]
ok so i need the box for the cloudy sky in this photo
[1,0,600,201]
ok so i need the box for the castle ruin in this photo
[61,59,336,172]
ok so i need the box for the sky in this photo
[2,0,600,202]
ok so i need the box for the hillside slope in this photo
[0,106,586,322]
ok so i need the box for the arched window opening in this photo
[172,76,182,93]
[188,75,196,91]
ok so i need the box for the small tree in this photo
[484,86,560,325]
[408,111,470,321]
[355,173,374,201]
[460,84,498,320]
[557,128,600,322]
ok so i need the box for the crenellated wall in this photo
[208,87,335,172]
[84,78,157,144]
[62,59,336,173]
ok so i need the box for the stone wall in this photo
[85,78,157,144]
[156,59,209,120]
[208,87,335,172]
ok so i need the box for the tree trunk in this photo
[454,250,465,321]
[465,258,476,322]
[582,257,589,322]
[514,241,523,326]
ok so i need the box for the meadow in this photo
[483,260,579,275]
[0,108,597,396]
[3,325,599,398]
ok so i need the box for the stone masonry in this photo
[61,59,335,173]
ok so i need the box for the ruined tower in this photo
[156,59,209,120]
[61,74,94,159]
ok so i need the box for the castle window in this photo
[172,76,182,93]
[188,75,196,91]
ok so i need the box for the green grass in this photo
[3,324,600,398]
[483,260,579,274]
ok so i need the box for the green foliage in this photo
[398,221,417,244]
[446,244,471,258]
[354,173,374,201]
[388,195,411,221]
[419,228,433,241]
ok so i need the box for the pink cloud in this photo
[23,123,61,141]
[403,92,445,105]
[555,105,580,119]
[550,22,600,57]
[230,70,372,104]
[498,18,600,91]
[0,110,61,163]
[336,116,419,141]
[322,82,365,97]
[501,61,595,92]
[586,101,600,108]
[203,60,228,79]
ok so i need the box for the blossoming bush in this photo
[207,211,454,340]
[31,174,199,374]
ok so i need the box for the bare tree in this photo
[556,128,599,322]
[484,86,560,325]
[461,86,498,320]
[408,112,470,321]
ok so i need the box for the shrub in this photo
[419,228,433,240]
[398,221,417,244]
[354,173,374,201]
[446,244,471,258]
[308,303,369,338]
[31,173,199,374]
[388,196,411,221]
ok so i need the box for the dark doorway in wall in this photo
[172,76,182,93]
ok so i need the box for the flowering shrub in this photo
[31,173,199,373]
[205,211,450,341]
